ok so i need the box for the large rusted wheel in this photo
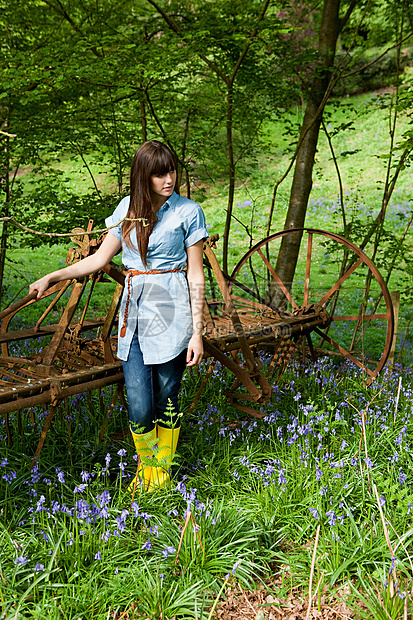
[228,228,394,384]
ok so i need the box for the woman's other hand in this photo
[186,334,204,366]
[29,275,53,301]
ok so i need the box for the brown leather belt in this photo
[120,268,182,338]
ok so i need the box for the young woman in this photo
[30,140,208,491]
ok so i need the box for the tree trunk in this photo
[222,83,235,274]
[269,0,342,307]
[0,131,10,311]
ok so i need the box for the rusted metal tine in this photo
[5,413,12,445]
[318,257,364,307]
[0,369,33,384]
[265,338,286,378]
[41,280,86,367]
[274,338,297,383]
[256,248,298,310]
[203,243,258,373]
[101,282,123,363]
[203,340,262,401]
[98,383,124,444]
[63,399,73,461]
[303,232,313,307]
[203,299,215,335]
[34,280,72,331]
[32,403,57,468]
[73,275,97,334]
[0,318,107,346]
[188,361,216,415]
[231,294,278,314]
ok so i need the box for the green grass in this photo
[0,359,412,618]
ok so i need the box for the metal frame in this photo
[0,227,394,459]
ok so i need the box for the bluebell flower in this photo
[94,551,102,560]
[326,510,337,527]
[97,491,111,507]
[162,546,176,558]
[142,539,151,551]
[2,471,16,484]
[308,507,320,519]
[36,496,46,512]
[14,556,28,565]
[56,469,65,484]
[117,449,127,457]
[80,471,90,482]
[0,458,7,466]
[399,470,407,485]
[105,454,111,468]
[34,563,45,572]
[168,508,178,517]
[74,484,88,494]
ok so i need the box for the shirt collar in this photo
[157,190,179,216]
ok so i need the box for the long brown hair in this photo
[122,140,179,266]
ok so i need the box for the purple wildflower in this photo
[34,563,45,572]
[142,539,152,551]
[14,556,28,565]
[161,546,176,558]
[308,507,320,519]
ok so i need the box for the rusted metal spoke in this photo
[318,257,364,307]
[306,334,317,363]
[332,313,390,321]
[303,233,313,306]
[226,275,267,305]
[314,327,374,377]
[256,248,298,310]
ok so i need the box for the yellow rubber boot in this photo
[128,426,157,492]
[150,425,180,489]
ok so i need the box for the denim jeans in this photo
[122,330,187,433]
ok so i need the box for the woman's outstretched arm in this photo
[29,232,122,300]
[186,239,205,366]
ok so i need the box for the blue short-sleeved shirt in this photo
[105,191,209,364]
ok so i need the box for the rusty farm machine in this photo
[0,224,394,462]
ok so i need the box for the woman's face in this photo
[150,169,177,205]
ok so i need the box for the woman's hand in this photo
[28,232,122,302]
[29,275,53,301]
[186,334,204,366]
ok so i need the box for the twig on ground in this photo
[238,583,257,614]
[305,524,321,620]
[394,376,402,423]
[373,483,397,597]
